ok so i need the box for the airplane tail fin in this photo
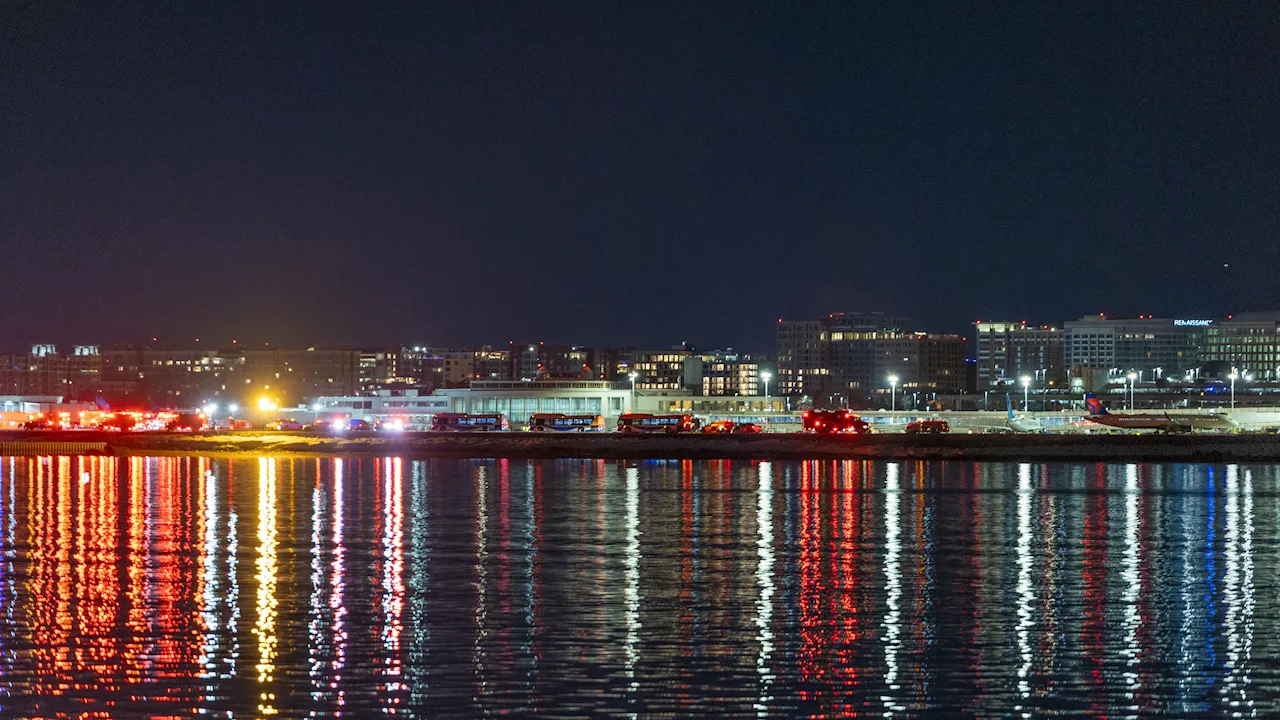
[1084,393,1107,416]
[1005,393,1015,420]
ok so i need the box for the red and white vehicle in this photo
[617,413,696,433]
[430,412,509,431]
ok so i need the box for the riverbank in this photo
[4,430,1280,462]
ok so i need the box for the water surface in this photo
[1,456,1277,717]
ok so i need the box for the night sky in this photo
[3,4,1277,352]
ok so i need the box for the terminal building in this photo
[308,381,786,429]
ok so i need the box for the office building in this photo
[1202,312,1280,379]
[973,321,1066,389]
[777,313,964,405]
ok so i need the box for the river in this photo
[0,456,1276,717]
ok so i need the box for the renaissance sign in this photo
[1173,319,1214,327]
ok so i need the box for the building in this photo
[398,346,449,389]
[1064,314,1205,386]
[356,348,401,391]
[775,320,827,397]
[776,313,964,405]
[435,380,634,422]
[616,347,694,390]
[95,344,361,408]
[973,321,1066,389]
[510,342,594,380]
[688,350,765,397]
[1202,312,1280,379]
[433,380,787,427]
[309,389,450,429]
[0,345,103,399]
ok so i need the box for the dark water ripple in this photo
[0,456,1278,717]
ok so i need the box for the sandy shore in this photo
[3,429,1280,462]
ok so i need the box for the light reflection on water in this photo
[0,457,1279,716]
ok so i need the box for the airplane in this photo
[1006,394,1045,433]
[1083,394,1237,432]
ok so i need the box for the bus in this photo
[527,413,606,432]
[616,413,696,434]
[430,412,509,432]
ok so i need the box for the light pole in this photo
[760,371,772,413]
[628,372,638,412]
[1126,372,1137,410]
[889,375,899,412]
[1230,369,1238,410]
[1020,375,1031,412]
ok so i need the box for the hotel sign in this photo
[1173,319,1213,326]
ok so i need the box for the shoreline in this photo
[4,430,1280,463]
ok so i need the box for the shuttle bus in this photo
[527,413,606,432]
[616,413,697,434]
[430,412,508,432]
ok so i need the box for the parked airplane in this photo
[1083,394,1236,432]
[1006,394,1045,433]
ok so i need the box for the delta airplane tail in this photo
[1084,394,1108,416]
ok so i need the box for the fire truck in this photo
[802,409,870,435]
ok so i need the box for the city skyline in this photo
[4,5,1279,351]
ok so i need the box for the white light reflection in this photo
[226,478,240,682]
[881,462,902,718]
[332,458,347,708]
[382,458,406,706]
[474,465,489,697]
[1121,464,1141,702]
[309,464,325,701]
[624,466,642,701]
[753,462,775,717]
[1014,463,1034,715]
[1222,464,1256,716]
[198,469,221,694]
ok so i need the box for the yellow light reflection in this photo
[254,457,279,717]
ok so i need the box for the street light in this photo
[1020,375,1031,412]
[1230,368,1239,410]
[628,372,638,412]
[888,375,899,411]
[760,371,772,413]
[1126,372,1137,410]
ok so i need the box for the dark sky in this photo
[3,4,1278,352]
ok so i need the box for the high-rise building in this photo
[775,320,827,397]
[973,321,1065,389]
[1202,312,1280,379]
[687,350,766,397]
[356,348,400,391]
[0,345,103,398]
[616,347,694,390]
[510,342,593,380]
[776,313,964,406]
